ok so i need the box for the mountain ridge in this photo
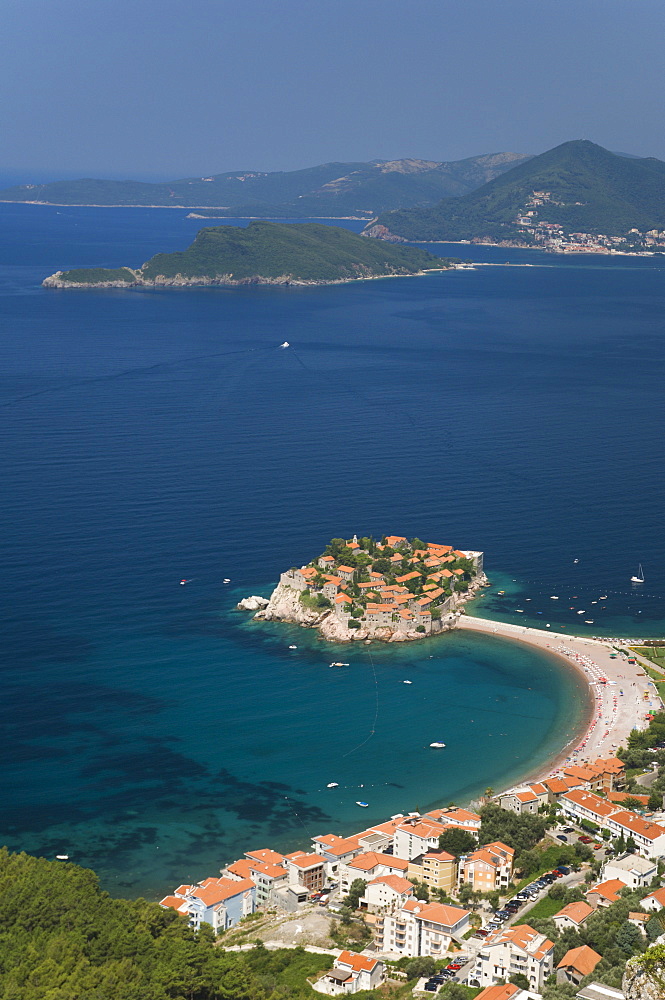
[1,152,530,215]
[368,140,665,243]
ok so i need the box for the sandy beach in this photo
[457,614,662,788]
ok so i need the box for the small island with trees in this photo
[244,534,487,642]
[42,221,457,289]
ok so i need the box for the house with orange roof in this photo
[336,565,356,582]
[459,842,514,891]
[559,788,620,828]
[378,898,470,956]
[286,853,326,893]
[470,924,554,991]
[499,788,541,815]
[640,886,665,912]
[339,852,409,893]
[224,856,289,905]
[244,847,287,866]
[585,879,626,908]
[553,901,593,932]
[312,833,363,876]
[318,555,336,570]
[472,985,522,1000]
[557,945,602,986]
[562,764,602,789]
[393,817,447,860]
[385,536,407,548]
[426,807,482,829]
[160,876,256,933]
[314,950,384,995]
[408,849,457,893]
[605,810,665,857]
[362,874,415,911]
[544,776,578,800]
[592,756,626,792]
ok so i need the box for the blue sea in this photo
[1,203,664,898]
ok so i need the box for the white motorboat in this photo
[327,782,339,788]
[56,854,69,861]
[288,645,298,649]
[223,578,231,584]
[429,742,446,748]
[329,662,350,667]
[356,801,369,807]
[403,680,412,684]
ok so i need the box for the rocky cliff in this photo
[625,946,665,1000]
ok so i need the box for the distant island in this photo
[365,141,665,254]
[1,152,530,216]
[41,221,457,289]
[241,534,487,642]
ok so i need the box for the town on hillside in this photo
[246,535,487,642]
[506,190,665,255]
[160,736,665,1000]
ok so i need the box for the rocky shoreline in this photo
[240,574,488,643]
[42,267,445,290]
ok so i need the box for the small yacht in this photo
[329,662,350,667]
[223,578,231,584]
[179,579,190,585]
[599,595,608,600]
[631,564,645,584]
[56,854,69,861]
[429,741,446,748]
[550,596,559,600]
[326,782,339,788]
[288,645,298,649]
[403,680,412,684]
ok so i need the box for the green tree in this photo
[344,878,367,910]
[457,883,474,906]
[406,957,437,980]
[438,828,477,857]
[509,973,530,989]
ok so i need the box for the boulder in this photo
[237,595,270,611]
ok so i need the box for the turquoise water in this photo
[1,204,663,897]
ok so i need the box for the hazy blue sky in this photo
[4,0,665,179]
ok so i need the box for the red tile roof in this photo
[336,950,379,973]
[557,945,602,976]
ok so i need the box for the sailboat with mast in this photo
[631,564,645,584]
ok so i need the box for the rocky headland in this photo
[238,534,488,643]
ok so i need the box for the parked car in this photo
[563,827,574,833]
[556,834,568,842]
[424,983,437,991]
[593,843,604,850]
[579,835,593,844]
[557,866,571,874]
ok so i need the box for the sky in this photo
[3,0,665,181]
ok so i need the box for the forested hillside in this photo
[0,848,330,1000]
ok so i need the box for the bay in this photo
[1,204,663,896]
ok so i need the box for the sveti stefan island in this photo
[241,535,487,641]
[5,3,665,998]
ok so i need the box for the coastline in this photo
[42,266,454,290]
[456,614,661,793]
